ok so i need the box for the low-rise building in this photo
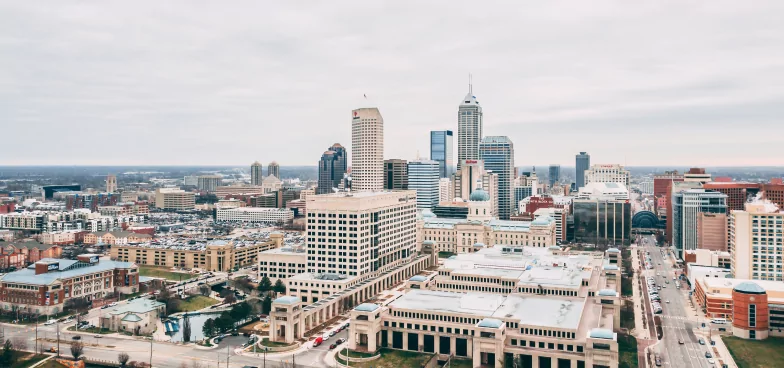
[257,245,307,284]
[83,231,153,245]
[99,298,166,334]
[694,278,784,340]
[154,188,195,210]
[215,207,294,223]
[418,214,557,254]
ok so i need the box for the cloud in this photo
[1,1,783,167]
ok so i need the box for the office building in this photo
[638,181,654,195]
[573,199,631,246]
[419,214,557,254]
[513,186,533,211]
[216,207,295,223]
[584,164,630,188]
[154,188,195,210]
[694,278,784,340]
[577,182,629,201]
[351,107,384,191]
[653,171,683,211]
[457,84,482,172]
[268,161,280,179]
[534,207,567,243]
[251,161,263,186]
[430,130,454,178]
[684,167,711,183]
[453,160,498,218]
[439,178,453,204]
[697,213,728,252]
[575,152,590,190]
[704,182,762,212]
[548,164,560,187]
[106,174,117,193]
[42,185,81,199]
[408,159,440,210]
[317,143,347,195]
[480,136,514,220]
[197,175,222,192]
[305,191,417,277]
[257,245,307,284]
[383,159,408,190]
[666,181,703,246]
[672,189,727,258]
[762,180,784,209]
[731,200,784,281]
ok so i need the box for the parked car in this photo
[109,302,118,307]
[698,338,705,345]
[705,352,712,358]
[329,330,336,337]
[678,339,684,344]
[336,338,346,344]
[44,319,56,326]
[329,343,337,349]
[313,337,323,347]
[72,336,81,340]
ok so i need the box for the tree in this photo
[221,290,237,305]
[182,314,192,343]
[232,277,253,294]
[157,287,180,313]
[261,295,272,315]
[229,302,252,321]
[214,313,234,333]
[11,337,26,351]
[202,318,215,338]
[2,339,13,365]
[257,276,272,295]
[118,352,130,367]
[70,340,84,360]
[199,284,211,297]
[273,279,286,295]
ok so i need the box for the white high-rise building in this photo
[438,178,453,204]
[351,107,384,192]
[731,200,784,281]
[480,136,514,220]
[251,161,263,186]
[457,83,482,172]
[407,159,440,210]
[584,164,631,188]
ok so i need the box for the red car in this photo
[313,337,323,347]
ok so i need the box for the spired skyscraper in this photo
[575,152,590,190]
[317,143,347,194]
[457,80,482,172]
[480,136,514,220]
[351,107,384,191]
[430,130,454,178]
[251,161,263,186]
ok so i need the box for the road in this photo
[641,235,715,368]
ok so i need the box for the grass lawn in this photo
[36,360,67,368]
[446,358,473,368]
[138,265,196,281]
[260,338,294,347]
[335,348,433,368]
[724,336,784,368]
[6,352,50,368]
[617,333,638,368]
[174,295,218,312]
[621,275,633,297]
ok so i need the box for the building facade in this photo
[106,175,117,193]
[408,160,440,210]
[251,161,263,186]
[439,178,453,204]
[672,189,727,259]
[457,87,482,172]
[573,199,631,247]
[584,164,630,188]
[453,160,498,219]
[730,201,784,281]
[317,144,347,195]
[430,130,454,178]
[197,175,222,192]
[697,213,728,251]
[154,188,195,210]
[480,136,514,220]
[575,152,590,190]
[216,207,295,223]
[653,171,683,212]
[548,165,560,188]
[351,107,384,192]
[383,159,408,190]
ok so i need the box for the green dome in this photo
[469,188,490,201]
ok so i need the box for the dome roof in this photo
[734,281,766,294]
[469,188,490,202]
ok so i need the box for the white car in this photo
[666,300,670,303]
[109,302,118,307]
[44,319,56,326]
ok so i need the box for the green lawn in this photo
[138,265,196,281]
[335,348,433,368]
[35,360,67,368]
[724,336,784,368]
[261,338,294,347]
[617,333,638,368]
[447,358,473,368]
[6,352,50,368]
[174,295,218,312]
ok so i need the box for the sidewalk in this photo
[629,244,650,341]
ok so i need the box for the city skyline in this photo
[2,2,784,167]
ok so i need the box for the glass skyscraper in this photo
[575,152,590,190]
[408,159,440,209]
[548,164,561,187]
[317,143,347,194]
[479,136,514,220]
[430,130,454,178]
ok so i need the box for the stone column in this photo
[403,332,409,351]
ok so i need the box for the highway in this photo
[641,235,715,368]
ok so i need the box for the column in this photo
[532,353,539,368]
[369,330,377,351]
[571,359,578,368]
[434,333,440,354]
[472,339,481,368]
[403,332,409,351]
[450,337,456,355]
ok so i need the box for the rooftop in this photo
[106,298,165,316]
[274,296,300,305]
[355,303,380,312]
[0,258,135,286]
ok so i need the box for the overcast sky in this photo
[2,1,784,167]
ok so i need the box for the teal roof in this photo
[274,296,300,305]
[548,246,560,250]
[606,248,620,253]
[589,328,615,340]
[421,210,436,218]
[355,303,380,312]
[121,313,142,322]
[734,282,766,294]
[469,188,490,202]
[409,275,427,282]
[422,240,436,245]
[598,289,618,297]
[477,318,503,328]
[603,264,619,271]
[473,242,486,247]
[532,216,553,226]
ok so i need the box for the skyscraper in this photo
[351,107,384,191]
[317,143,347,195]
[251,161,263,186]
[407,159,440,209]
[480,136,514,220]
[452,159,498,218]
[672,189,727,259]
[384,159,408,190]
[106,174,117,193]
[268,161,280,179]
[430,130,454,178]
[575,152,590,190]
[457,83,482,172]
[548,164,561,187]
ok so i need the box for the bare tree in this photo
[118,352,130,367]
[182,315,192,343]
[11,336,27,351]
[199,284,211,297]
[191,361,205,368]
[70,340,85,360]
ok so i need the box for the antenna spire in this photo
[469,73,473,94]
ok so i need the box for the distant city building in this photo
[214,185,265,197]
[584,164,630,188]
[268,161,280,179]
[383,159,408,190]
[251,161,263,186]
[456,84,482,172]
[42,185,81,199]
[513,186,533,212]
[154,188,195,210]
[653,171,683,211]
[480,136,514,220]
[638,180,654,195]
[703,182,762,212]
[316,143,347,195]
[407,159,440,209]
[548,164,561,187]
[575,152,590,189]
[438,178,453,204]
[351,107,384,191]
[697,212,728,252]
[762,179,784,208]
[672,189,727,259]
[577,182,630,201]
[106,174,117,193]
[430,130,454,178]
[452,160,498,218]
[731,200,784,281]
[197,175,222,192]
[262,175,283,194]
[684,167,711,183]
[216,207,294,223]
[666,181,704,246]
[183,176,199,186]
[573,198,632,246]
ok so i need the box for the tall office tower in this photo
[305,191,417,277]
[684,167,711,183]
[430,130,454,178]
[268,161,280,179]
[457,83,482,172]
[251,161,263,186]
[452,159,498,217]
[575,152,590,190]
[513,185,533,211]
[584,164,631,188]
[480,136,514,220]
[731,200,784,281]
[438,178,453,204]
[317,143,348,195]
[672,189,727,259]
[197,175,222,192]
[383,159,408,190]
[408,159,440,209]
[351,107,384,191]
[548,164,561,187]
[106,174,117,193]
[654,170,683,212]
